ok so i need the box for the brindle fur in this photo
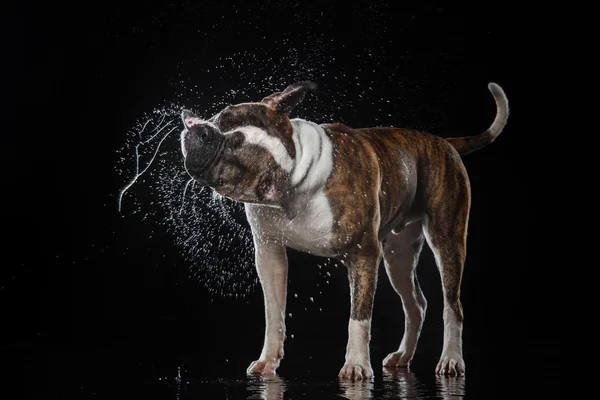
[180,81,508,378]
[320,124,470,321]
[212,104,296,158]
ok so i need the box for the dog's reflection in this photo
[246,375,286,400]
[339,378,375,400]
[382,367,422,398]
[436,373,466,399]
[244,369,465,399]
[382,367,466,399]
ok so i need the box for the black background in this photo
[2,0,544,398]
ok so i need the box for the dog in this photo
[180,81,509,380]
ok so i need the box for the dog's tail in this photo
[446,83,509,155]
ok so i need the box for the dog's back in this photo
[319,82,508,239]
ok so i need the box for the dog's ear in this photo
[261,81,317,114]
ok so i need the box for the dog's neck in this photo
[278,119,334,220]
[289,118,333,193]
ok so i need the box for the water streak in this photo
[118,125,177,212]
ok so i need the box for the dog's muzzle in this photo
[181,121,225,185]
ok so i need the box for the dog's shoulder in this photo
[320,122,355,134]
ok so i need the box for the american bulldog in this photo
[179,81,509,379]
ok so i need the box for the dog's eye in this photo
[229,131,246,148]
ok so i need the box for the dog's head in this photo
[180,81,317,205]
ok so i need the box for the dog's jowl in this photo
[180,81,509,380]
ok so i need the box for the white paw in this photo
[436,353,465,375]
[338,361,374,381]
[382,350,413,368]
[246,358,280,376]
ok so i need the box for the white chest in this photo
[245,191,335,257]
[242,118,336,257]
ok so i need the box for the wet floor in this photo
[0,344,556,399]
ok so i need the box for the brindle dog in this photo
[180,82,509,380]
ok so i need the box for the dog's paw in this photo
[435,354,465,376]
[338,361,374,381]
[246,359,280,377]
[382,350,413,368]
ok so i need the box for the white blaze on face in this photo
[232,126,294,172]
[222,119,334,195]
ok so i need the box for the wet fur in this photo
[180,82,509,378]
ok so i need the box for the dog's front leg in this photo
[338,249,381,381]
[246,239,288,376]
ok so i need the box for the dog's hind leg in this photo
[422,178,470,376]
[381,221,427,368]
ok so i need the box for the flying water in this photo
[115,104,257,298]
[114,1,421,298]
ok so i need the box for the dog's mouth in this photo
[256,173,280,202]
